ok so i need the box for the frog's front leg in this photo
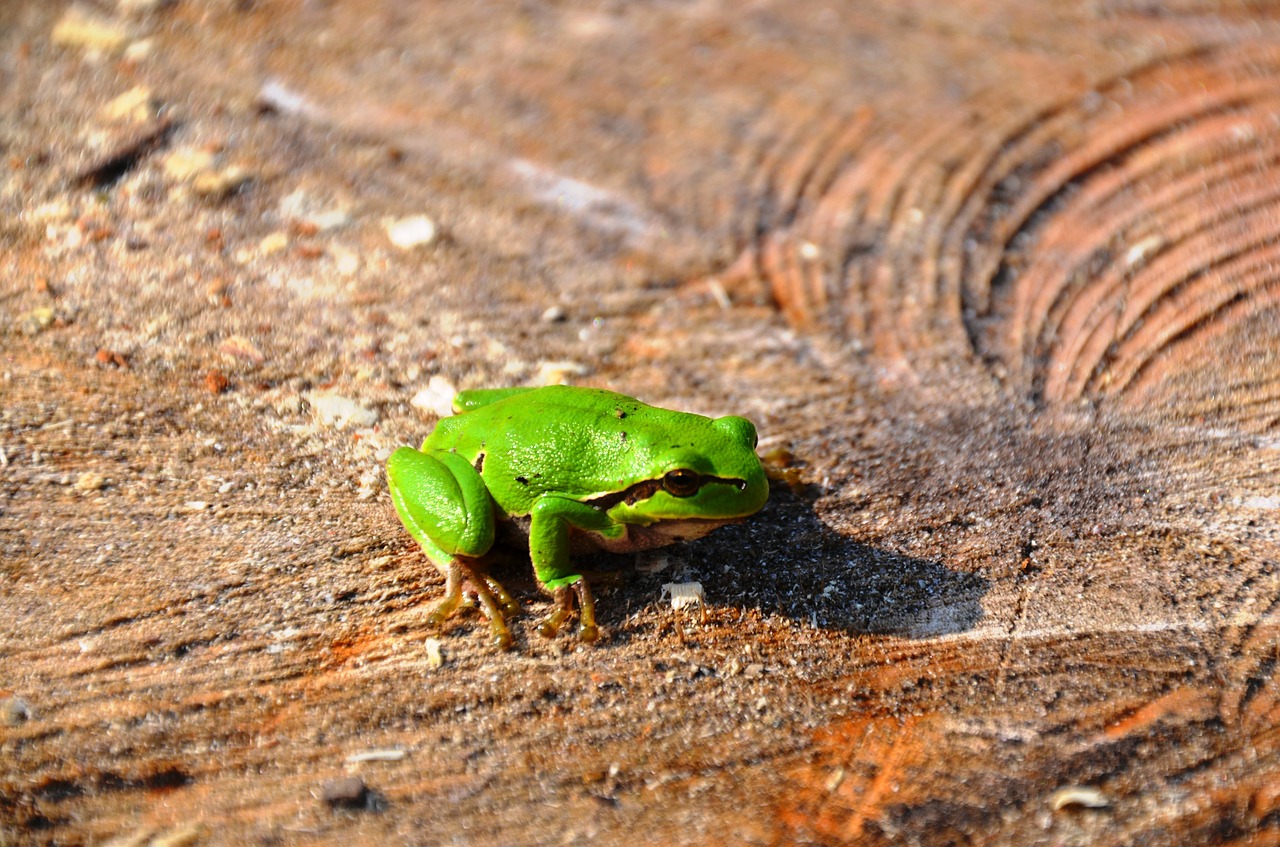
[387,447,515,649]
[528,497,624,642]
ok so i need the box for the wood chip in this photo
[150,826,202,847]
[661,581,705,611]
[51,5,130,53]
[99,86,159,124]
[424,638,444,669]
[1049,785,1110,810]
[217,335,265,366]
[344,749,407,764]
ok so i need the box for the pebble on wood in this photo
[319,776,370,810]
[99,86,158,123]
[385,215,437,249]
[306,393,379,429]
[409,375,457,419]
[74,472,107,492]
[1,697,32,726]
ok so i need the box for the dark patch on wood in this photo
[71,117,175,188]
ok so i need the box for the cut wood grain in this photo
[2,2,1278,846]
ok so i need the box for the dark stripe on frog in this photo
[584,474,748,510]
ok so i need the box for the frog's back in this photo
[422,386,720,514]
[427,385,640,446]
[427,385,678,460]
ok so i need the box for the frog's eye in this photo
[662,469,701,498]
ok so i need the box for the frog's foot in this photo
[459,563,515,650]
[426,560,514,650]
[537,578,599,643]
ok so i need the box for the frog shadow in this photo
[619,487,990,639]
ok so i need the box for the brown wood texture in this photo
[2,2,1279,845]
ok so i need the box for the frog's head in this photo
[598,413,769,525]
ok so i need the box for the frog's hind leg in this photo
[415,543,514,648]
[389,445,510,646]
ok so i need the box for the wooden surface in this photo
[2,2,1279,845]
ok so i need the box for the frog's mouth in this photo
[585,475,748,510]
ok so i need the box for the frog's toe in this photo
[425,601,457,627]
[488,619,514,651]
[573,580,599,642]
[459,564,519,649]
[536,581,599,642]
[482,575,522,618]
[537,585,574,637]
[425,560,465,627]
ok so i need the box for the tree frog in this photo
[386,385,769,649]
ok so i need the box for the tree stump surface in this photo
[2,2,1278,845]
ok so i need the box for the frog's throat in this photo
[584,475,748,511]
[494,513,741,555]
[573,516,744,554]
